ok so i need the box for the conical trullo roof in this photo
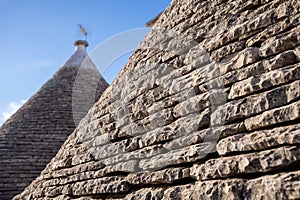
[0,40,108,199]
[15,0,300,199]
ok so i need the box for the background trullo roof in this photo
[0,40,108,199]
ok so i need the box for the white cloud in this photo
[0,100,26,126]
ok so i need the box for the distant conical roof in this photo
[0,40,108,199]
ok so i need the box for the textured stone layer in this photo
[13,0,300,199]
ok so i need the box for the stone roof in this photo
[146,12,162,27]
[15,0,300,199]
[0,40,108,199]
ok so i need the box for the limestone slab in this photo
[217,123,300,155]
[245,100,300,131]
[191,145,300,181]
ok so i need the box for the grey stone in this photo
[212,81,300,126]
[217,123,300,156]
[229,63,300,99]
[123,187,165,200]
[13,0,300,199]
[173,89,227,117]
[163,184,195,200]
[259,25,300,57]
[126,167,190,185]
[140,142,215,170]
[244,170,300,200]
[191,146,300,181]
[192,179,245,200]
[245,100,300,131]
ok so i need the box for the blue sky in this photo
[0,0,171,125]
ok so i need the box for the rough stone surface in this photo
[126,167,190,185]
[12,0,300,199]
[192,179,245,200]
[122,187,165,200]
[229,63,300,99]
[191,146,300,181]
[217,124,300,156]
[212,80,300,126]
[163,184,195,200]
[245,100,300,131]
[244,171,300,200]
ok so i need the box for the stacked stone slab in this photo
[15,0,300,199]
[0,40,108,199]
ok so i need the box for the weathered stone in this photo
[205,5,276,52]
[139,108,174,132]
[211,40,246,62]
[164,122,246,151]
[259,25,300,57]
[245,100,300,131]
[82,134,110,150]
[162,178,245,200]
[295,46,300,60]
[51,195,71,200]
[162,129,208,151]
[130,86,171,121]
[46,161,105,180]
[123,187,165,200]
[173,89,227,117]
[51,157,73,171]
[137,126,175,149]
[90,135,142,160]
[105,160,139,173]
[229,63,300,99]
[140,142,215,170]
[147,87,198,115]
[126,167,190,185]
[116,123,144,139]
[109,102,132,124]
[217,124,300,156]
[14,0,300,199]
[220,49,298,87]
[173,109,210,135]
[163,184,195,200]
[114,107,176,139]
[169,62,220,95]
[155,65,188,88]
[69,177,130,196]
[192,179,245,200]
[101,144,165,167]
[247,13,300,47]
[191,146,300,181]
[212,81,300,126]
[184,44,210,66]
[244,171,300,200]
[222,47,261,72]
[167,35,198,55]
